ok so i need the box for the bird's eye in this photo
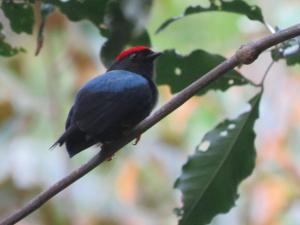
[129,53,137,60]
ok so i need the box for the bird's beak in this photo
[146,51,162,60]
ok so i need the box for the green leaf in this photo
[156,50,248,95]
[43,0,109,25]
[156,0,264,33]
[175,92,261,225]
[0,23,24,57]
[43,0,152,67]
[286,51,300,65]
[1,1,34,34]
[271,35,300,66]
[100,0,152,67]
[0,40,23,57]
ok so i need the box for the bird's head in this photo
[108,46,161,79]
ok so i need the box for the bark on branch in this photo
[1,23,300,225]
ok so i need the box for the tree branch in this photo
[1,23,300,225]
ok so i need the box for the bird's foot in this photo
[97,142,103,149]
[99,143,114,161]
[106,154,115,161]
[133,134,141,145]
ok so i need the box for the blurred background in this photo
[1,0,300,224]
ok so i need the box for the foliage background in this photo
[1,0,300,225]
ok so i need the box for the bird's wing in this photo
[65,106,74,130]
[71,70,153,136]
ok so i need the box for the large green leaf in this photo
[0,23,24,57]
[1,1,34,34]
[175,92,261,225]
[157,0,264,33]
[100,0,152,67]
[156,50,248,95]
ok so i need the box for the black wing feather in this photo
[74,83,151,135]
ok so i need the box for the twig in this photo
[1,23,300,225]
[35,3,55,56]
[260,60,275,86]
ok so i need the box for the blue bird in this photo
[52,46,161,157]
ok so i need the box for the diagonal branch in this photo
[1,23,300,225]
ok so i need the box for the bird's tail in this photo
[49,141,59,150]
[49,126,77,150]
[51,125,98,157]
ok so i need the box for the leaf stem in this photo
[260,60,275,87]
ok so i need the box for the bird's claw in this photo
[106,154,114,161]
[133,135,141,145]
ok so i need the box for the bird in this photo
[51,46,161,157]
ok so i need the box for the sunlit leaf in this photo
[175,92,261,225]
[157,0,264,33]
[1,1,34,34]
[156,49,248,95]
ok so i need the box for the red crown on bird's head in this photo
[116,46,150,60]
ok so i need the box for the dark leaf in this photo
[156,49,248,95]
[271,35,300,66]
[286,51,300,65]
[175,92,261,225]
[1,1,34,34]
[100,0,152,67]
[43,0,152,67]
[0,40,24,57]
[157,0,264,33]
[42,0,110,61]
[0,23,24,57]
[42,0,109,25]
